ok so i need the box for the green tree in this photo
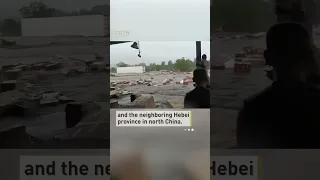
[160,61,166,70]
[135,63,146,67]
[173,57,195,72]
[155,64,161,71]
[142,58,196,72]
[19,0,55,18]
[116,62,130,67]
[148,63,156,71]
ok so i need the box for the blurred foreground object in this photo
[112,153,150,180]
[184,149,210,180]
[275,0,320,81]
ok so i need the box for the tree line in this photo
[0,0,109,36]
[111,57,196,73]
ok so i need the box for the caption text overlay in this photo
[20,156,109,180]
[19,156,259,180]
[211,156,260,180]
[116,111,192,127]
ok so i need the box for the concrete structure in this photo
[116,66,145,73]
[21,15,108,37]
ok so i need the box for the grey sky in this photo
[110,41,210,66]
[110,0,210,41]
[0,0,106,19]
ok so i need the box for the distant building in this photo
[21,15,108,37]
[116,66,145,73]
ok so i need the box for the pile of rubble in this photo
[0,90,74,118]
[110,76,193,88]
[0,99,103,148]
[0,52,109,147]
[111,93,157,109]
[0,76,102,148]
[110,76,193,109]
[0,56,107,116]
[0,60,66,93]
[110,87,132,99]
[233,47,265,73]
[0,90,66,148]
[235,47,265,67]
[211,46,265,72]
[111,93,183,109]
[0,54,108,87]
[39,91,74,107]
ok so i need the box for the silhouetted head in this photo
[202,54,207,60]
[264,22,313,81]
[193,68,209,87]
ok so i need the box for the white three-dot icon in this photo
[185,128,194,131]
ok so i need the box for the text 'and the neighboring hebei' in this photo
[116,111,192,126]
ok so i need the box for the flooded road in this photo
[210,36,269,148]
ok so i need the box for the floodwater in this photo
[111,72,195,108]
[210,36,268,148]
[210,33,320,148]
[2,34,320,146]
[0,36,109,139]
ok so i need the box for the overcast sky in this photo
[110,41,210,66]
[0,0,106,18]
[110,0,210,41]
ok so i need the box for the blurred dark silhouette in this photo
[200,54,209,70]
[184,69,210,108]
[237,22,320,149]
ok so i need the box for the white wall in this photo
[21,15,106,37]
[116,66,145,73]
